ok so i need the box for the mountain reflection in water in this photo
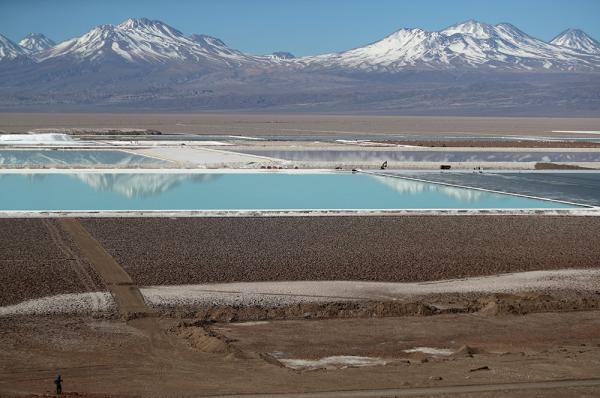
[0,172,578,211]
[370,175,485,203]
[70,173,221,198]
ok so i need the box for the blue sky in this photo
[1,0,599,56]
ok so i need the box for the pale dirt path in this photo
[58,219,151,317]
[58,219,182,394]
[41,219,105,311]
[213,378,600,398]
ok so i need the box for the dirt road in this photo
[58,219,151,317]
[213,378,600,397]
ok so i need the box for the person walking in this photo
[54,374,63,395]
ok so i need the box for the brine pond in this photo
[0,150,168,167]
[0,171,581,211]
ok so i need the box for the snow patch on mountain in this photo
[19,33,55,53]
[0,34,26,60]
[551,29,600,54]
[442,19,498,39]
[271,51,296,60]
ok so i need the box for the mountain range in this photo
[1,18,599,115]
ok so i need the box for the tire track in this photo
[42,219,104,311]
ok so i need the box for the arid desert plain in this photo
[1,114,600,398]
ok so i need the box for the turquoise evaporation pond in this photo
[0,172,579,211]
[0,150,167,166]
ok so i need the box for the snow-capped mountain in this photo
[5,18,599,71]
[0,34,26,61]
[300,20,599,71]
[18,33,55,54]
[36,18,263,66]
[551,29,600,54]
[0,18,599,114]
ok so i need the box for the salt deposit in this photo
[0,133,83,145]
[404,347,455,356]
[228,136,265,141]
[107,140,232,146]
[0,292,113,316]
[140,269,600,308]
[279,356,386,370]
[131,147,284,167]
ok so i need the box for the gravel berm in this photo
[81,216,600,287]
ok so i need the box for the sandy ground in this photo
[79,216,600,286]
[2,113,600,137]
[215,311,600,361]
[1,311,600,397]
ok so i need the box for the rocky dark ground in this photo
[81,216,600,286]
[0,219,105,306]
[3,215,599,307]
